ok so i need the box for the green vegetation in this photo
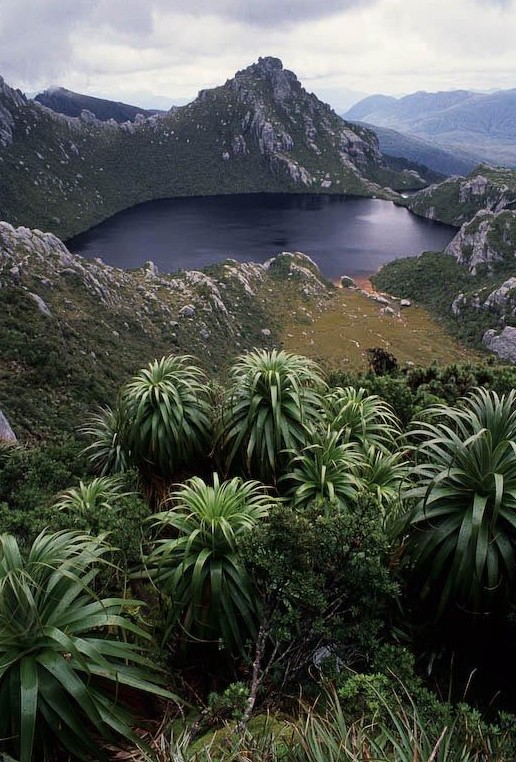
[2,349,516,760]
[404,165,516,227]
[0,530,175,762]
[405,388,516,617]
[372,250,516,348]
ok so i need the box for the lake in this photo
[67,194,456,280]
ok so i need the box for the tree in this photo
[143,474,276,652]
[403,387,516,617]
[0,530,176,762]
[216,349,326,484]
[324,386,400,453]
[283,427,362,508]
[80,404,131,476]
[122,355,212,481]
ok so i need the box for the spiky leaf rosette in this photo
[80,404,131,476]
[217,349,326,483]
[122,355,212,479]
[144,474,275,651]
[324,386,401,452]
[0,530,177,762]
[283,427,363,508]
[405,387,516,616]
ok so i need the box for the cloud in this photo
[0,0,377,88]
[1,0,516,105]
[164,0,378,26]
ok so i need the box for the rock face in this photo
[0,75,25,147]
[0,410,16,444]
[445,209,516,274]
[483,327,516,362]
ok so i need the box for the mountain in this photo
[34,87,164,123]
[352,122,478,177]
[344,89,516,167]
[0,58,419,241]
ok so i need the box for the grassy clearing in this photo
[279,286,482,373]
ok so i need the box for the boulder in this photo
[483,326,516,362]
[0,410,16,444]
[340,275,356,288]
[29,292,52,316]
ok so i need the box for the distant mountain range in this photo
[354,122,479,177]
[0,57,426,240]
[34,87,165,123]
[344,89,516,167]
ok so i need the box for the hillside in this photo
[34,87,163,122]
[344,88,516,167]
[404,165,516,227]
[0,221,479,441]
[0,58,420,241]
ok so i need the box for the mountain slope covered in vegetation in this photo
[0,58,422,241]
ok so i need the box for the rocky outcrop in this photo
[407,167,516,227]
[445,209,516,274]
[0,410,16,444]
[483,327,516,362]
[0,222,331,358]
[0,75,26,147]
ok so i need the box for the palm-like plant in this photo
[53,475,134,518]
[216,349,326,483]
[404,387,516,616]
[360,445,408,513]
[144,474,275,651]
[324,387,400,452]
[0,530,177,762]
[283,427,363,508]
[122,355,212,479]
[80,404,131,476]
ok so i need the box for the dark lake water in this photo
[67,194,456,280]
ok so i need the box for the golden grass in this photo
[279,287,482,374]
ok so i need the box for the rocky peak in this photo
[0,76,26,108]
[0,75,26,147]
[235,57,301,104]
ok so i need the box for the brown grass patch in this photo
[279,288,482,373]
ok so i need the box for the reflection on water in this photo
[67,193,456,280]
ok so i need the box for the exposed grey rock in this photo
[261,328,271,337]
[381,306,398,317]
[451,293,466,316]
[143,260,159,276]
[484,277,516,311]
[459,175,490,203]
[179,304,196,318]
[0,410,16,444]
[29,292,52,316]
[370,294,390,305]
[483,326,516,362]
[400,299,412,308]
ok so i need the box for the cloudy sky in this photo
[0,0,514,110]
